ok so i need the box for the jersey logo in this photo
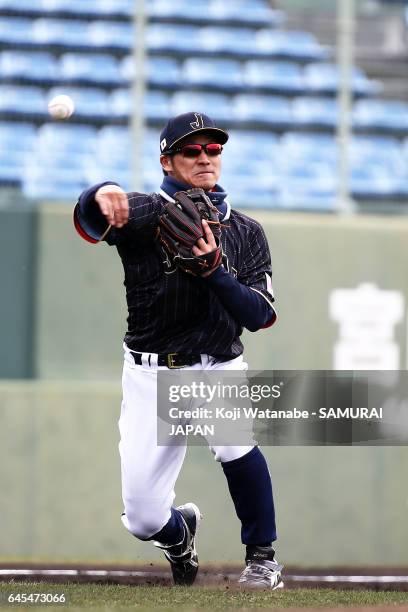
[160,245,178,274]
[190,113,204,130]
[222,253,237,278]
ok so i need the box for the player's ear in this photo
[160,154,173,173]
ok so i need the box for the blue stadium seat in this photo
[0,122,37,151]
[198,27,258,54]
[23,173,88,201]
[210,0,284,26]
[292,96,338,127]
[110,89,171,121]
[227,129,280,160]
[88,21,133,50]
[0,149,27,182]
[147,24,202,53]
[182,58,243,90]
[350,164,400,198]
[0,0,42,11]
[280,132,336,163]
[85,165,133,192]
[256,30,329,60]
[36,123,97,153]
[97,126,132,152]
[244,60,305,93]
[59,53,123,85]
[233,94,292,125]
[42,0,133,16]
[353,99,408,131]
[47,87,110,118]
[32,18,91,46]
[277,161,337,209]
[0,85,46,115]
[0,18,35,44]
[226,184,280,209]
[149,0,213,20]
[0,51,59,81]
[303,63,381,95]
[171,91,232,121]
[121,56,182,88]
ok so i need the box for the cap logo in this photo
[190,113,204,130]
[160,138,167,152]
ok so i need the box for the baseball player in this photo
[73,112,283,589]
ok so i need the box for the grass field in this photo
[0,583,407,610]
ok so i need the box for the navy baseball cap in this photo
[159,112,229,154]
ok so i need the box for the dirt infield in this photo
[1,563,407,591]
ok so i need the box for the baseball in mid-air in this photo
[48,94,75,120]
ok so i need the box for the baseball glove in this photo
[157,188,223,276]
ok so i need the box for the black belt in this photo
[130,351,202,369]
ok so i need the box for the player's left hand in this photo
[192,220,219,277]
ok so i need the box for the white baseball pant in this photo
[119,344,253,540]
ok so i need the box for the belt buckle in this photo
[167,352,180,368]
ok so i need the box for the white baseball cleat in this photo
[238,545,284,590]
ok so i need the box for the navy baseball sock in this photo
[148,508,184,545]
[221,446,277,546]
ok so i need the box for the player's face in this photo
[161,133,222,190]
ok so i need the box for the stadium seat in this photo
[41,0,133,16]
[36,123,98,153]
[121,55,182,88]
[303,63,381,96]
[149,0,213,20]
[210,0,284,26]
[182,58,243,90]
[97,125,132,153]
[59,53,124,85]
[87,21,133,50]
[32,18,91,47]
[292,96,338,127]
[0,0,42,12]
[227,129,280,161]
[198,27,258,54]
[353,99,408,131]
[0,85,46,115]
[256,30,329,60]
[0,51,59,82]
[171,91,232,121]
[0,149,28,183]
[147,24,202,53]
[0,122,37,151]
[233,94,292,125]
[23,175,89,201]
[350,164,399,198]
[47,87,110,118]
[280,132,337,164]
[244,60,305,93]
[0,18,35,44]
[110,89,171,121]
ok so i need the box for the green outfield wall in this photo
[0,381,407,565]
[35,206,408,376]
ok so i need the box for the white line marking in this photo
[0,569,407,584]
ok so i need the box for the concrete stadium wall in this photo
[0,382,407,565]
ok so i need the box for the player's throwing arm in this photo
[95,184,129,229]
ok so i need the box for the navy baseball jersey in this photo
[75,182,276,358]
